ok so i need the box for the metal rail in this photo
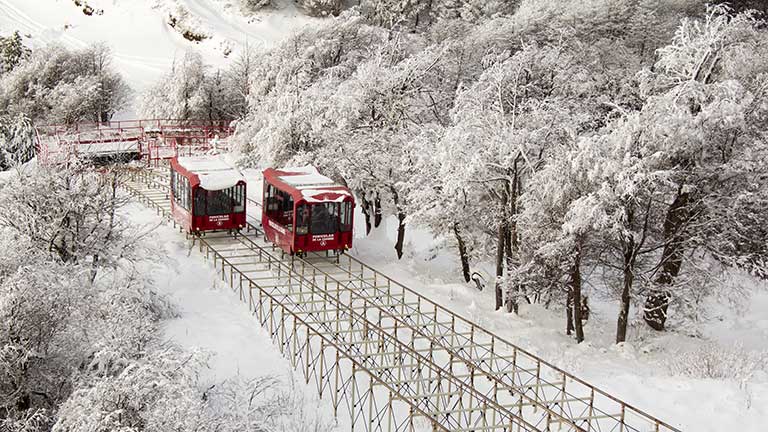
[121,169,536,431]
[122,167,682,432]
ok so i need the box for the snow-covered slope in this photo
[0,0,317,91]
[350,215,768,432]
[126,200,343,429]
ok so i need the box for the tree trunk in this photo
[374,193,383,228]
[570,243,584,343]
[453,222,471,283]
[390,187,406,259]
[505,165,521,313]
[494,179,511,311]
[504,232,519,314]
[616,236,635,343]
[494,221,506,311]
[394,212,406,259]
[566,288,574,336]
[360,192,372,235]
[644,188,691,330]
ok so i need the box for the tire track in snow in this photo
[0,0,86,48]
[0,0,318,92]
[181,0,267,44]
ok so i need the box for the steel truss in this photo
[121,168,682,432]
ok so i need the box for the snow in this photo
[131,203,287,380]
[278,165,318,174]
[124,200,343,428]
[76,141,140,155]
[177,155,245,190]
[269,165,353,202]
[349,214,768,432]
[278,165,335,186]
[281,173,335,186]
[114,158,768,432]
[0,0,319,99]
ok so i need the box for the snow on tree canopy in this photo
[177,156,245,190]
[270,165,352,203]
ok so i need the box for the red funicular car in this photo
[262,166,354,255]
[170,156,247,233]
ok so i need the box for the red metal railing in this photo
[35,119,235,165]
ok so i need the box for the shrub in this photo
[667,342,768,381]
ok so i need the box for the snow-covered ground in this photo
[127,159,768,431]
[0,0,317,94]
[125,200,344,429]
[351,216,768,432]
[238,162,768,430]
[5,1,766,429]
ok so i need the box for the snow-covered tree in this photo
[233,11,389,167]
[53,346,209,432]
[0,113,34,169]
[0,43,129,124]
[508,5,768,342]
[0,163,175,426]
[440,39,581,312]
[139,51,209,120]
[55,347,332,432]
[0,31,30,75]
[296,0,342,17]
[0,161,132,266]
[634,4,768,330]
[224,45,257,119]
[241,0,272,13]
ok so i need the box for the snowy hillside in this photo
[0,0,318,91]
[2,1,768,432]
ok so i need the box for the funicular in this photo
[262,166,355,256]
[169,156,246,233]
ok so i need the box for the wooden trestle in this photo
[121,168,681,432]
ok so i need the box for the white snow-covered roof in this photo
[267,165,354,202]
[177,156,245,191]
[283,173,335,186]
[278,166,336,188]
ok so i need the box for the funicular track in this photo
[121,167,681,432]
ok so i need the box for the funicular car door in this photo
[263,182,294,252]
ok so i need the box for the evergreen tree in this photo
[0,31,29,74]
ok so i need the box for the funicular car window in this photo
[279,191,294,230]
[170,169,176,201]
[171,169,180,207]
[340,201,352,232]
[265,184,278,212]
[223,183,245,213]
[182,177,188,209]
[173,172,190,211]
[266,184,293,231]
[207,189,231,216]
[194,188,205,216]
[296,203,309,235]
[182,178,189,210]
[234,183,245,213]
[310,203,338,235]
